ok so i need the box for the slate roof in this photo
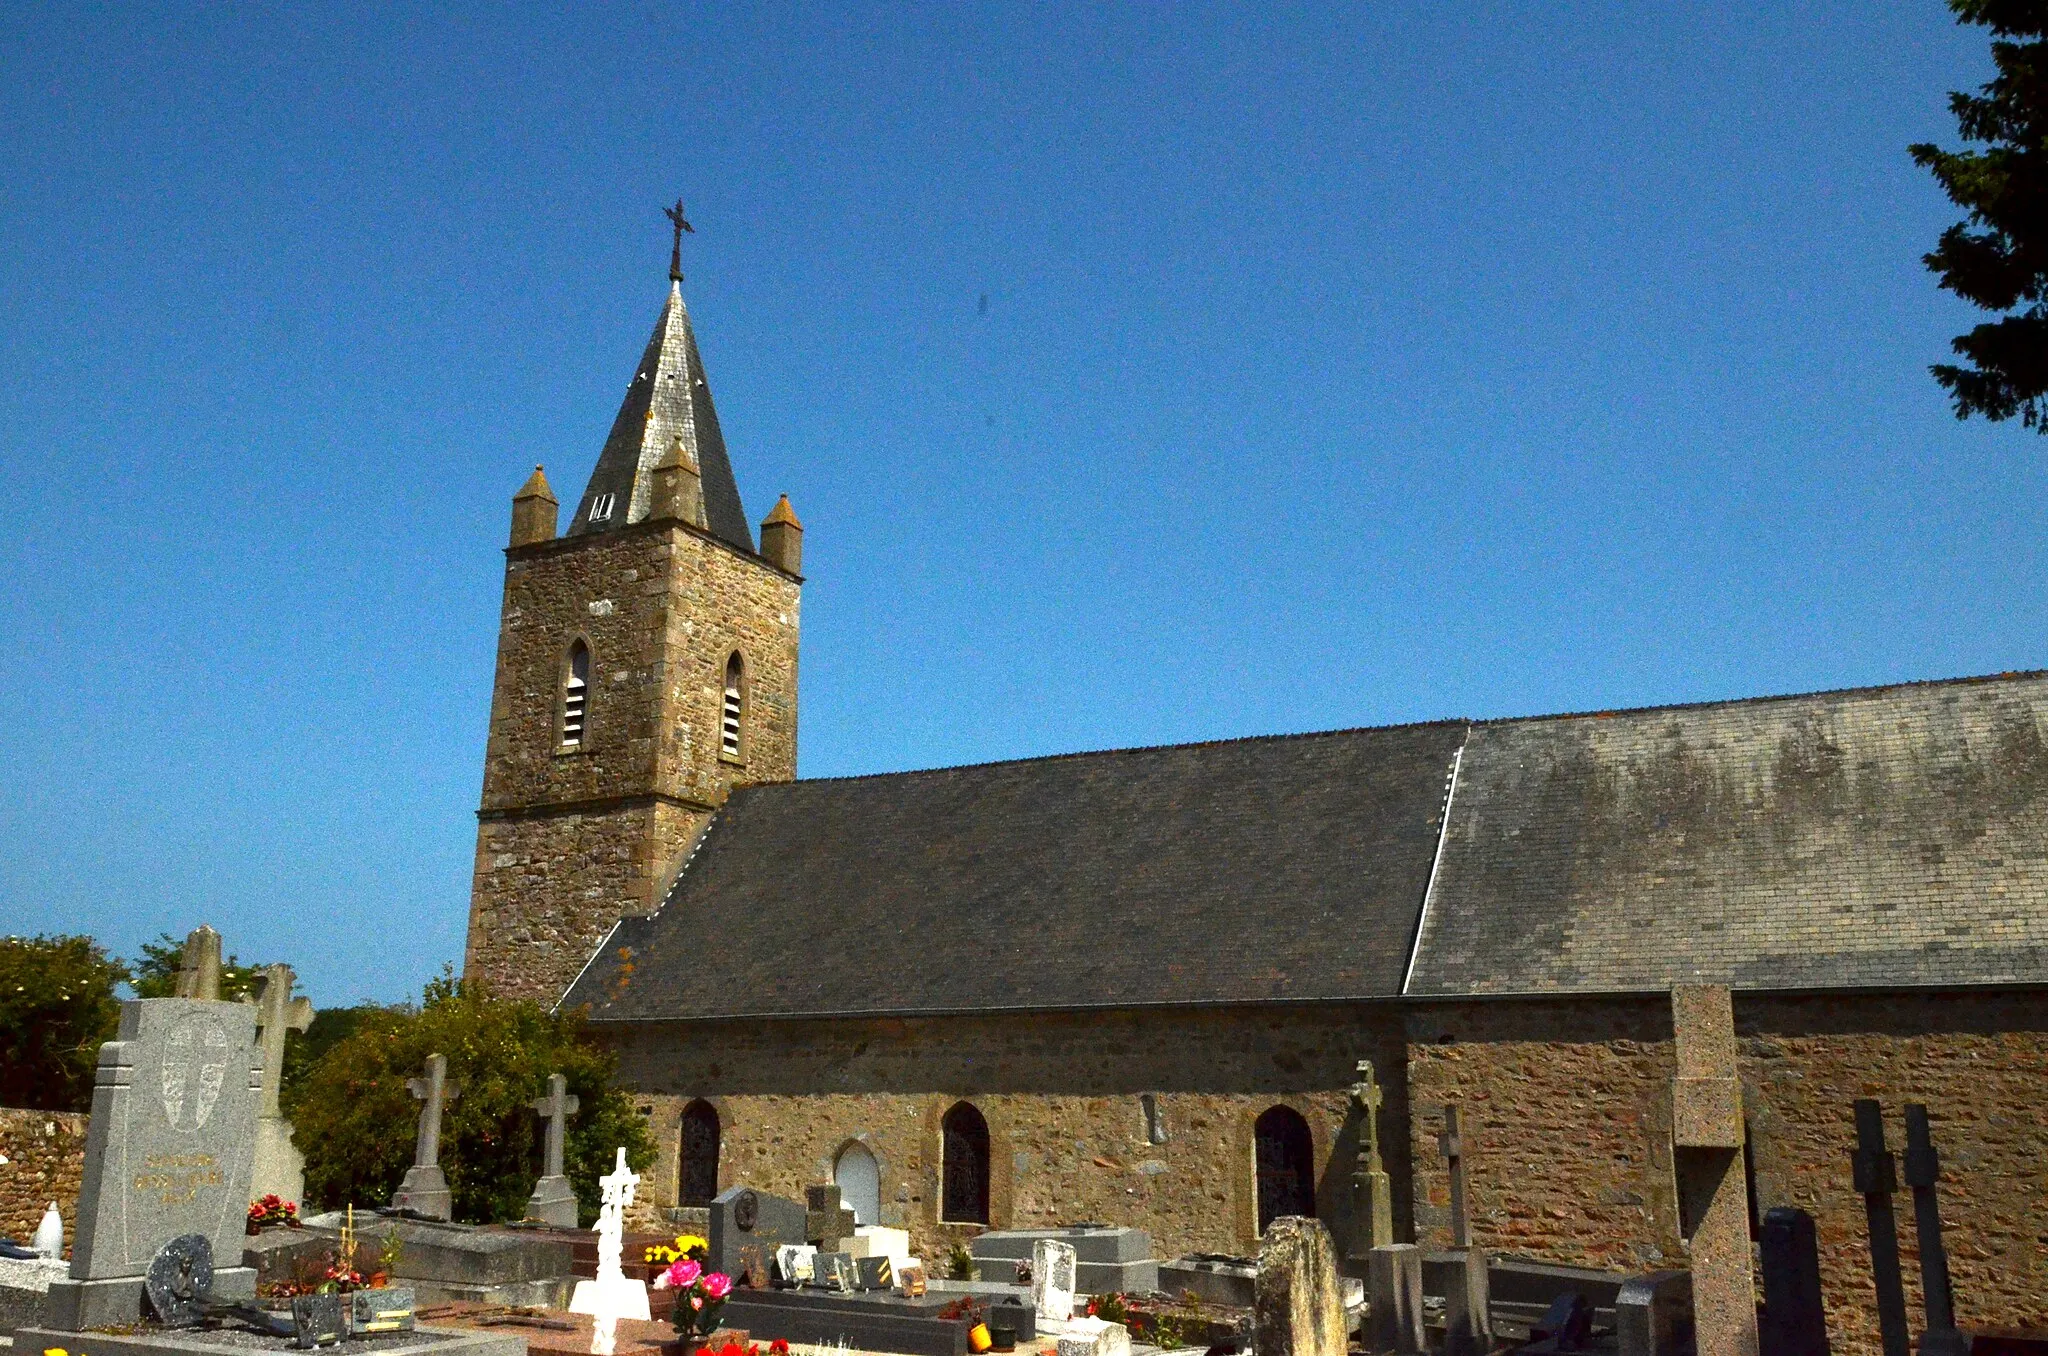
[565,722,1468,1021]
[567,281,754,553]
[1409,673,2048,994]
[560,672,2048,1021]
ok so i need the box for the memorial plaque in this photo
[143,1234,214,1327]
[857,1256,895,1292]
[71,1001,262,1283]
[353,1285,418,1334]
[814,1252,857,1292]
[292,1292,346,1348]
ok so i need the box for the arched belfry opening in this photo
[941,1101,990,1225]
[721,652,745,759]
[561,641,590,746]
[1255,1105,1316,1232]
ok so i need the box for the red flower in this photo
[770,1342,790,1355]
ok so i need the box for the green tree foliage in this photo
[1910,1,2048,430]
[128,932,270,1001]
[0,935,129,1110]
[283,972,654,1225]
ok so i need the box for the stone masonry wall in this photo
[468,519,799,1002]
[0,1108,88,1250]
[1405,992,2048,1356]
[604,1004,1413,1266]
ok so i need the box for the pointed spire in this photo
[568,278,753,553]
[511,465,558,546]
[759,494,803,574]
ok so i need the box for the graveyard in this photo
[0,922,2038,1356]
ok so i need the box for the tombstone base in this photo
[524,1174,580,1228]
[18,1322,523,1356]
[395,1164,455,1220]
[42,1267,256,1332]
[250,1115,307,1205]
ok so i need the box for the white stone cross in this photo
[244,964,313,1118]
[532,1072,581,1179]
[570,1147,650,1353]
[406,1053,462,1168]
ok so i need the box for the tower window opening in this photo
[562,642,590,746]
[590,491,616,522]
[722,653,744,759]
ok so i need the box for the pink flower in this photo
[690,1297,704,1311]
[652,1271,673,1291]
[702,1273,733,1300]
[665,1259,703,1290]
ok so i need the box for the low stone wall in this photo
[0,1109,88,1248]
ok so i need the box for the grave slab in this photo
[1158,1255,1255,1309]
[16,1322,521,1356]
[719,1285,1030,1356]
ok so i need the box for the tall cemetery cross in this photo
[407,1054,461,1172]
[1902,1105,1969,1356]
[533,1073,581,1183]
[1437,1105,1492,1356]
[664,198,693,282]
[1852,1099,1912,1356]
[175,925,224,1000]
[1439,1105,1470,1248]
[245,965,313,1118]
[1349,1059,1394,1252]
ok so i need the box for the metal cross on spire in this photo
[664,197,694,282]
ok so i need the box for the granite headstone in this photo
[710,1187,807,1286]
[47,998,263,1329]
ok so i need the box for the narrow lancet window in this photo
[562,642,590,746]
[721,652,744,758]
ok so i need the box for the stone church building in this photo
[464,260,2048,1349]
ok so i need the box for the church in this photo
[462,234,2048,1348]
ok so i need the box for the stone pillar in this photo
[1366,1244,1425,1356]
[1618,1270,1696,1356]
[1255,1217,1348,1356]
[1670,985,1758,1356]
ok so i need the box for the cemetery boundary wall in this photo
[0,1108,88,1248]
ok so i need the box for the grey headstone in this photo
[1255,1218,1347,1356]
[710,1186,807,1284]
[1759,1209,1827,1356]
[70,1000,263,1283]
[143,1235,214,1328]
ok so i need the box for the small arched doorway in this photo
[679,1099,720,1206]
[834,1141,880,1227]
[1254,1105,1316,1232]
[941,1101,991,1225]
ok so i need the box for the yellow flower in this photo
[44,1347,69,1356]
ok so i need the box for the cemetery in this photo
[1,923,2039,1356]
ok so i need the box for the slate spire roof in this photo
[567,280,754,552]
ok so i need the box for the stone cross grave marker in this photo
[1903,1105,1969,1356]
[525,1072,581,1227]
[174,926,223,1001]
[805,1182,857,1248]
[244,963,313,1203]
[1367,1244,1426,1356]
[1438,1105,1491,1356]
[392,1053,462,1220]
[1851,1099,1911,1356]
[1033,1238,1078,1323]
[47,997,264,1330]
[571,1148,651,1355]
[1349,1059,1394,1255]
[1669,985,1758,1356]
[1256,1216,1348,1356]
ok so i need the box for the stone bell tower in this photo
[465,214,803,1003]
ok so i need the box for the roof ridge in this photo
[1474,667,2048,730]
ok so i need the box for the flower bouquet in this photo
[653,1258,734,1341]
[246,1195,302,1235]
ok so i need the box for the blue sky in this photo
[0,3,2031,1006]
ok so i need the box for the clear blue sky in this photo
[0,3,2031,1007]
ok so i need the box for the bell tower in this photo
[465,212,802,1002]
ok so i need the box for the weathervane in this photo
[664,197,694,282]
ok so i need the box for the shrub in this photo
[283,971,654,1224]
[0,935,128,1110]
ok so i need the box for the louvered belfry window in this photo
[562,642,590,746]
[721,653,744,758]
